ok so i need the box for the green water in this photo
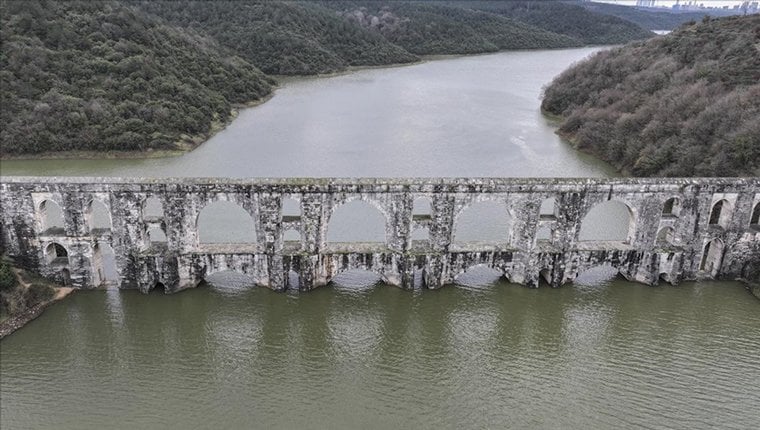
[1,277,758,429]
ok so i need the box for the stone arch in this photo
[283,228,300,242]
[699,238,724,275]
[45,242,69,265]
[708,199,731,228]
[92,242,118,287]
[412,197,432,216]
[536,224,552,242]
[86,199,111,233]
[151,281,167,293]
[282,197,301,218]
[662,197,681,217]
[327,199,387,244]
[539,197,557,219]
[750,202,760,228]
[453,199,512,244]
[573,264,625,286]
[579,200,635,243]
[539,268,552,286]
[330,269,383,291]
[142,197,164,219]
[655,226,675,246]
[38,199,65,234]
[453,264,504,288]
[147,225,167,245]
[197,201,257,244]
[61,268,72,287]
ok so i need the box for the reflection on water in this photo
[1,282,758,429]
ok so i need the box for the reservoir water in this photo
[1,48,758,429]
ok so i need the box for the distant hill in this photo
[323,1,581,55]
[577,1,731,30]
[442,1,654,44]
[542,15,760,177]
[0,0,274,156]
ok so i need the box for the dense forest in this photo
[1,0,661,156]
[0,0,274,155]
[542,15,760,177]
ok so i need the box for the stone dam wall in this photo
[1,177,759,293]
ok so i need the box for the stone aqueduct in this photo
[1,176,759,293]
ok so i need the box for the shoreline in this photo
[0,46,607,162]
[0,288,74,339]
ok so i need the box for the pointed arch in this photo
[579,200,635,243]
[92,242,118,287]
[750,202,760,229]
[708,199,731,228]
[539,197,557,219]
[453,199,511,244]
[662,197,680,217]
[282,197,301,220]
[327,200,386,244]
[197,201,257,244]
[38,200,65,235]
[143,197,164,219]
[86,199,112,233]
[45,242,69,265]
[655,226,675,246]
[699,238,724,276]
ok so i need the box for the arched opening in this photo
[151,281,167,294]
[330,269,382,292]
[750,202,760,229]
[38,200,65,235]
[197,201,257,244]
[288,270,300,290]
[92,243,118,287]
[61,268,71,287]
[282,197,301,220]
[147,226,167,246]
[327,200,386,244]
[536,224,552,242]
[708,199,731,228]
[412,197,432,218]
[539,268,552,286]
[454,265,503,289]
[573,265,623,287]
[655,226,675,246]
[143,197,164,219]
[662,197,680,217]
[540,197,557,220]
[699,239,724,275]
[45,242,69,265]
[579,200,634,242]
[283,228,300,242]
[411,226,430,250]
[204,270,257,293]
[86,199,111,233]
[453,200,511,244]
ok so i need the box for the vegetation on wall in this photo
[542,15,760,177]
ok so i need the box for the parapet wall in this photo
[1,176,758,292]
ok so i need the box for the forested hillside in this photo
[542,15,760,177]
[0,0,274,155]
[443,1,654,44]
[134,1,418,75]
[325,1,581,55]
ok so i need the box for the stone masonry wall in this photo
[1,177,758,293]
